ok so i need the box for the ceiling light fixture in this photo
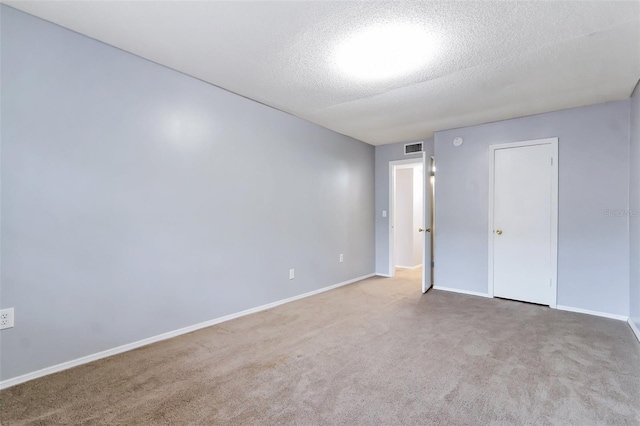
[335,24,437,81]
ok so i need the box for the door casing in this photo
[388,156,428,282]
[488,138,559,308]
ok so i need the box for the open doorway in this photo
[389,154,435,293]
[394,162,423,270]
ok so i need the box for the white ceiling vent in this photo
[404,142,423,155]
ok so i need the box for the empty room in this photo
[1,1,639,424]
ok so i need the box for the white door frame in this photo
[488,137,559,308]
[427,154,435,288]
[388,157,425,279]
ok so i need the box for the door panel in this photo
[422,151,432,293]
[493,144,552,305]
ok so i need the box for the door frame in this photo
[428,155,435,287]
[388,157,425,280]
[487,137,559,308]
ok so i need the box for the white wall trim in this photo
[488,137,559,308]
[0,273,374,390]
[376,273,392,278]
[396,264,423,270]
[628,319,640,343]
[433,285,490,298]
[556,305,629,321]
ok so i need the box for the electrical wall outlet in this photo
[289,269,295,280]
[339,254,344,263]
[1,308,15,330]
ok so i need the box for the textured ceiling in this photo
[5,1,640,145]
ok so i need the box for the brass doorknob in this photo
[496,229,503,235]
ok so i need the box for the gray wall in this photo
[375,139,434,275]
[411,168,424,268]
[395,169,415,268]
[434,100,630,316]
[0,6,374,381]
[630,81,640,331]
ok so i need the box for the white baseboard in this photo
[556,305,628,322]
[395,264,422,270]
[433,286,490,298]
[628,318,640,343]
[376,273,392,278]
[0,273,374,390]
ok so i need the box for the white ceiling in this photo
[5,1,640,146]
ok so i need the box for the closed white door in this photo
[491,142,555,305]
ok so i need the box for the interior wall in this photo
[434,100,630,316]
[0,6,375,381]
[630,81,640,333]
[411,167,424,267]
[394,169,414,268]
[375,139,434,275]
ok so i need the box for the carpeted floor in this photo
[1,269,639,425]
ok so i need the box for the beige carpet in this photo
[1,269,639,425]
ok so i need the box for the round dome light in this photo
[335,24,437,81]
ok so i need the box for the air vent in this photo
[404,142,423,155]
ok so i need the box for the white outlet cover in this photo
[289,269,295,280]
[0,307,15,330]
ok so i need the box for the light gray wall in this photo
[0,6,374,381]
[411,168,424,267]
[395,169,414,268]
[630,81,640,331]
[434,100,630,316]
[375,139,434,275]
